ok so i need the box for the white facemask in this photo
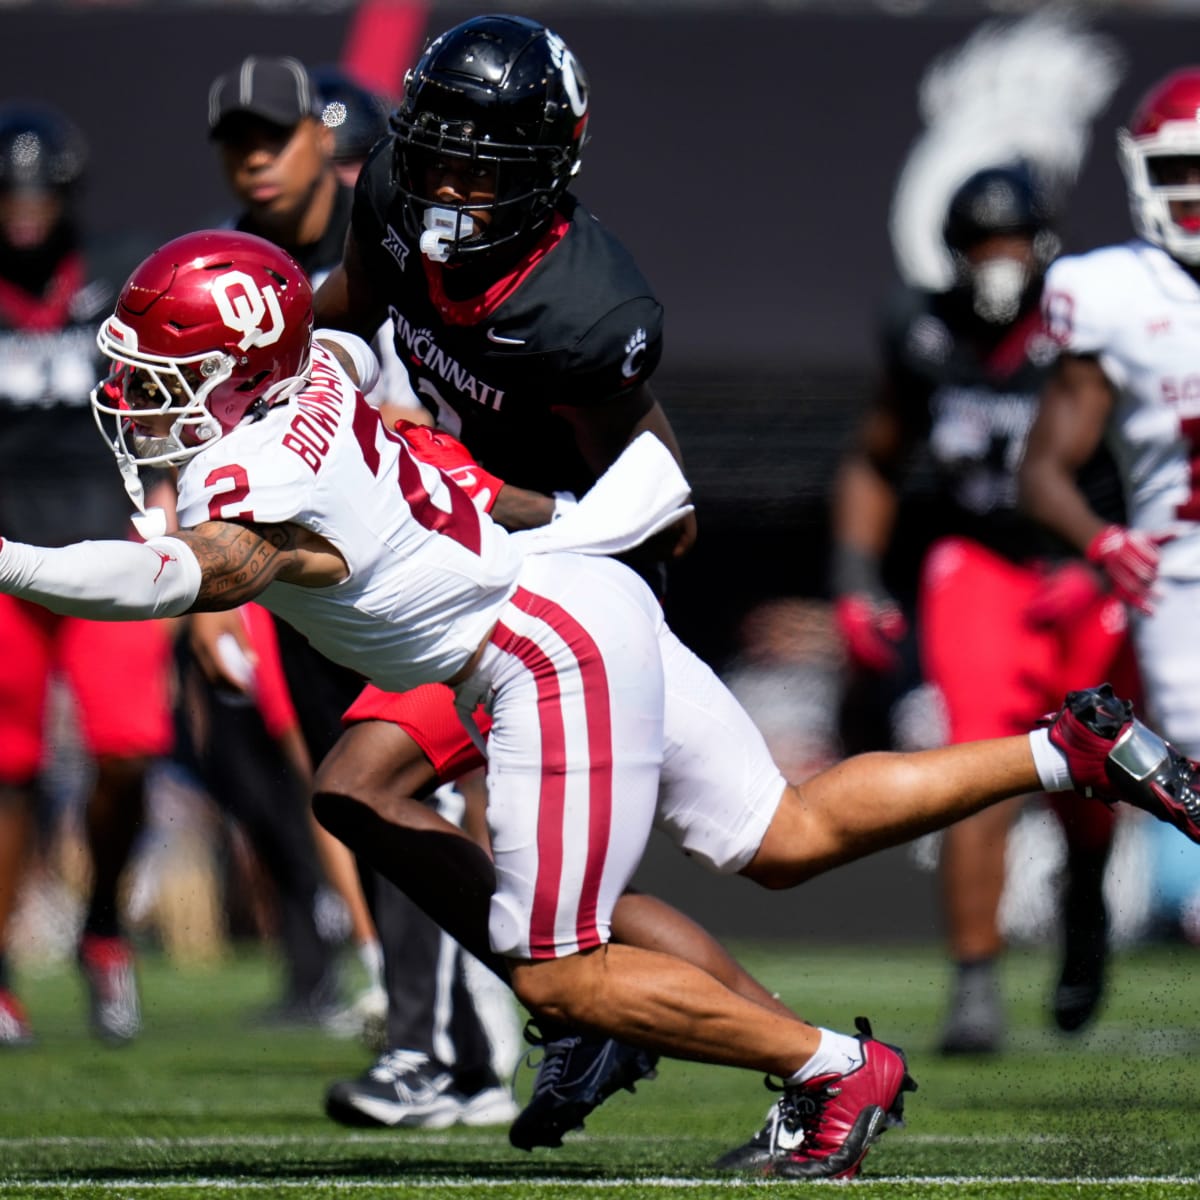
[969,257,1030,324]
[420,207,478,263]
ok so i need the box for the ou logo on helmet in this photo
[544,31,587,118]
[212,270,285,351]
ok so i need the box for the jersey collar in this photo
[422,212,571,327]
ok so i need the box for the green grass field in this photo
[2,942,1199,1199]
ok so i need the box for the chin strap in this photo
[117,458,168,541]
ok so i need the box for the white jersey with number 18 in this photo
[1043,239,1200,579]
[174,337,523,693]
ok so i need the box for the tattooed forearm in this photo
[175,521,299,609]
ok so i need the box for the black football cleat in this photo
[508,1023,658,1151]
[938,961,1004,1056]
[1052,853,1109,1034]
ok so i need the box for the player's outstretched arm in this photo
[0,519,345,622]
[175,520,345,608]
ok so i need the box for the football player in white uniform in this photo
[2,229,1197,1179]
[1022,67,1200,760]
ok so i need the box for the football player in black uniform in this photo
[831,164,1131,1053]
[0,105,171,1046]
[309,15,803,1150]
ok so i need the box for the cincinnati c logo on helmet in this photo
[212,270,285,351]
[544,31,587,118]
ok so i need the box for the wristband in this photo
[551,492,578,522]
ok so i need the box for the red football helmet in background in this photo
[1118,67,1200,264]
[91,229,313,470]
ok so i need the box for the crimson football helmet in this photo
[1118,68,1200,263]
[91,230,313,472]
[389,14,589,262]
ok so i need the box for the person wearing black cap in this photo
[0,103,172,1047]
[208,55,343,272]
[195,55,519,1126]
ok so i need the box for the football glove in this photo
[393,419,503,514]
[1085,525,1174,616]
[834,594,908,673]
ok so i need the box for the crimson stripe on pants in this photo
[513,587,614,952]
[491,586,614,956]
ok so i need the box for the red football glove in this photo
[1085,524,1174,615]
[834,593,908,673]
[1024,560,1106,630]
[393,419,504,514]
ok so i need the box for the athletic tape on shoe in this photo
[1107,720,1169,783]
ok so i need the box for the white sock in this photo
[357,938,384,990]
[787,1028,866,1084]
[1029,728,1073,792]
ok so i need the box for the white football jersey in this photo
[175,337,523,692]
[1043,240,1200,578]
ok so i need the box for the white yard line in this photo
[1,1176,1200,1190]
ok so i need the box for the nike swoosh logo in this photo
[486,328,526,345]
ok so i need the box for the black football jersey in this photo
[352,143,663,499]
[882,282,1121,561]
[0,235,147,546]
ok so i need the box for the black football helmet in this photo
[943,162,1056,256]
[310,65,391,166]
[390,13,589,262]
[943,163,1059,323]
[0,103,86,194]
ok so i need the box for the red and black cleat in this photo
[714,1017,917,1180]
[1048,684,1200,844]
[0,987,33,1048]
[77,934,141,1045]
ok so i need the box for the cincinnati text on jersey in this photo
[389,308,505,412]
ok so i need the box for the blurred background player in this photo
[201,54,517,1119]
[831,162,1131,1054]
[0,104,173,1045]
[1021,66,1200,940]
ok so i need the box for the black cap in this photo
[208,56,322,138]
